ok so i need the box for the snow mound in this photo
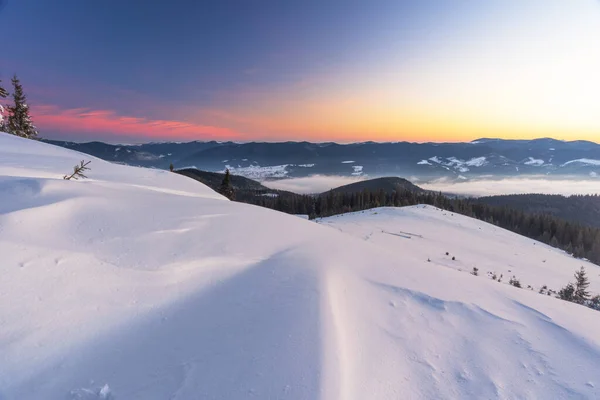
[1,133,600,399]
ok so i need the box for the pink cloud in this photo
[31,104,242,141]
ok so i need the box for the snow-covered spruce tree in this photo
[0,78,8,131]
[573,266,590,305]
[6,75,38,139]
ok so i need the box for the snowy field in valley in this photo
[1,132,600,399]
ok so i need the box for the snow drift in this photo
[1,132,600,399]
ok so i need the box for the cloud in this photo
[31,104,242,141]
[263,175,366,194]
[421,177,600,197]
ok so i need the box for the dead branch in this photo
[63,160,91,180]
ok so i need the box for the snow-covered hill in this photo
[1,133,600,400]
[317,207,600,295]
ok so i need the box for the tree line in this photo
[479,193,600,229]
[0,75,38,139]
[232,186,600,266]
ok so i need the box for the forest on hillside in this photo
[478,194,600,229]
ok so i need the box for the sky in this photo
[1,0,599,144]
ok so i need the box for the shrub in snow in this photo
[558,283,575,302]
[471,267,479,276]
[509,276,521,288]
[169,162,174,172]
[64,160,91,180]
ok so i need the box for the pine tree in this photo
[218,169,235,200]
[0,79,8,131]
[6,75,38,139]
[573,266,590,304]
[558,283,575,302]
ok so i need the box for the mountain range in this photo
[44,137,600,182]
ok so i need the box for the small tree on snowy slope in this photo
[6,75,38,139]
[218,169,235,200]
[0,79,8,131]
[558,283,575,302]
[573,267,590,305]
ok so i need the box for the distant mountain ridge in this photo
[43,137,600,182]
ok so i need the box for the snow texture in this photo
[524,157,545,166]
[1,132,600,399]
[562,158,600,167]
[351,165,364,176]
[224,163,289,179]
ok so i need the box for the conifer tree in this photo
[558,282,575,302]
[573,266,590,304]
[6,75,38,139]
[218,169,235,200]
[0,79,8,131]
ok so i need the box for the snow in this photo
[524,157,545,166]
[2,132,600,399]
[224,164,289,179]
[341,160,355,164]
[351,165,363,176]
[318,206,600,295]
[562,158,600,167]
[465,156,487,167]
[296,163,315,167]
[427,156,486,172]
[417,160,432,165]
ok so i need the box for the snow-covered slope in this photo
[1,133,600,400]
[318,207,600,295]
